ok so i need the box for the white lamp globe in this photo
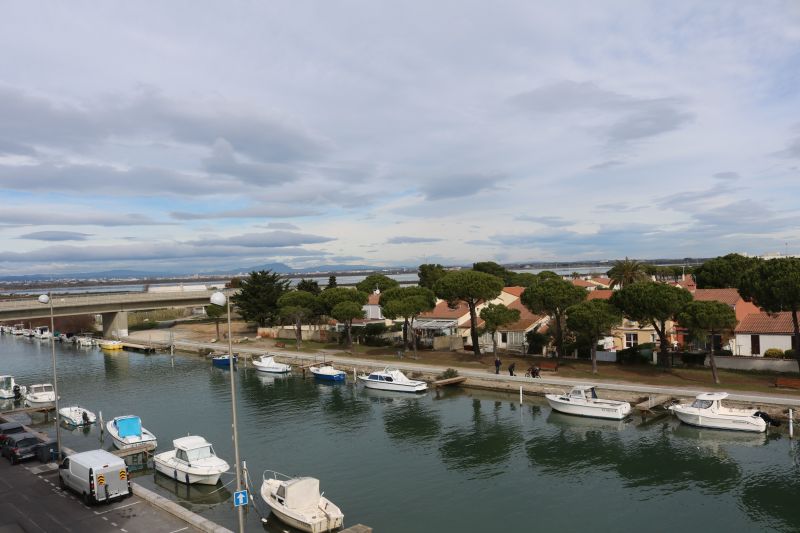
[210,292,227,306]
[38,294,50,305]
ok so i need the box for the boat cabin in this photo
[172,436,216,463]
[115,416,143,438]
[568,386,599,401]
[0,376,13,390]
[276,477,321,511]
[29,384,54,395]
[690,392,728,411]
[366,369,412,384]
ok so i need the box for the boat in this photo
[76,336,96,347]
[24,383,56,405]
[106,415,158,450]
[545,385,631,420]
[11,324,24,335]
[154,436,230,485]
[211,354,237,369]
[261,471,344,533]
[357,368,427,393]
[0,375,18,400]
[668,392,776,433]
[33,326,52,340]
[21,328,34,338]
[98,339,123,350]
[252,354,291,373]
[59,406,97,426]
[309,364,346,382]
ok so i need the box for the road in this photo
[0,459,200,533]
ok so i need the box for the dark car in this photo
[0,422,25,445]
[2,432,40,464]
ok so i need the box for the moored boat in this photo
[25,383,56,405]
[98,339,123,350]
[11,324,24,335]
[545,385,631,420]
[668,392,777,433]
[106,415,158,450]
[309,364,346,382]
[0,375,18,400]
[252,354,291,373]
[154,436,230,485]
[59,406,97,426]
[357,368,427,393]
[261,471,344,533]
[212,354,237,369]
[33,326,52,340]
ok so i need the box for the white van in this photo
[58,449,132,505]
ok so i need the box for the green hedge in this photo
[764,348,785,358]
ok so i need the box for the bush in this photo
[436,368,459,380]
[785,349,797,358]
[617,346,650,365]
[764,348,785,359]
[681,352,707,367]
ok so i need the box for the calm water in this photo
[2,335,799,532]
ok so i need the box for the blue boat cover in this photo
[116,416,142,438]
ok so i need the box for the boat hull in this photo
[212,357,237,369]
[311,371,345,382]
[358,376,427,392]
[261,479,344,533]
[59,407,96,427]
[546,395,630,420]
[671,407,766,433]
[106,421,158,450]
[253,361,291,373]
[153,458,223,485]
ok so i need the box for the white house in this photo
[734,312,796,357]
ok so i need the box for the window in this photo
[501,332,508,343]
[384,376,393,382]
[186,446,213,462]
[650,334,657,344]
[176,450,188,462]
[625,333,638,349]
[690,399,713,409]
[750,335,760,356]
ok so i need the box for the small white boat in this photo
[309,364,346,382]
[98,339,123,350]
[33,326,52,340]
[25,383,56,405]
[669,392,775,433]
[357,368,427,393]
[59,406,97,426]
[106,415,158,450]
[154,436,230,485]
[11,324,24,335]
[253,355,292,374]
[0,375,18,400]
[546,385,631,420]
[261,471,344,533]
[75,336,96,347]
[22,328,34,338]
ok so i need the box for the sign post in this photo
[234,489,249,508]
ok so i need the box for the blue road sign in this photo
[234,489,249,507]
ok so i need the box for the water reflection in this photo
[383,400,441,444]
[320,385,370,431]
[740,470,800,532]
[153,471,233,509]
[546,410,630,432]
[439,399,523,477]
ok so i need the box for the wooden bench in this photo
[275,342,286,348]
[538,360,558,372]
[775,377,800,389]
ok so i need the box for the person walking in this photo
[494,356,501,374]
[508,362,516,376]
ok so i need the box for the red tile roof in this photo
[587,289,613,300]
[571,279,595,288]
[692,288,741,306]
[367,293,381,305]
[503,286,526,297]
[735,312,795,334]
[498,299,546,332]
[419,300,471,320]
[589,277,612,287]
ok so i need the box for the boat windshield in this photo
[186,445,214,461]
[0,377,11,389]
[691,399,713,409]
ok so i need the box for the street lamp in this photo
[38,293,61,461]
[211,291,244,533]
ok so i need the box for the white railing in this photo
[0,289,231,311]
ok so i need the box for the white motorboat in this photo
[545,385,631,420]
[75,336,96,347]
[253,354,292,374]
[33,326,52,339]
[0,375,18,400]
[357,368,427,393]
[261,471,344,533]
[22,329,34,338]
[106,415,158,450]
[25,383,56,405]
[309,364,346,382]
[59,406,97,426]
[11,324,24,335]
[668,392,775,433]
[154,436,230,485]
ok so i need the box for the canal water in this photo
[2,335,799,532]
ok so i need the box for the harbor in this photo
[2,334,800,532]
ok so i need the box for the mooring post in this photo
[519,386,523,405]
[790,408,794,439]
[353,367,357,381]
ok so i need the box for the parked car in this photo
[58,450,132,505]
[0,422,25,445]
[1,432,40,464]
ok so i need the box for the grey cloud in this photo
[588,160,624,171]
[385,236,443,244]
[189,231,334,248]
[655,182,741,210]
[713,171,740,181]
[18,231,92,241]
[511,81,693,143]
[171,204,322,220]
[774,137,800,159]
[594,203,647,213]
[261,222,300,230]
[419,172,503,200]
[515,215,572,227]
[0,207,167,227]
[0,139,36,156]
[203,138,301,185]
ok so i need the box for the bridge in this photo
[0,289,226,337]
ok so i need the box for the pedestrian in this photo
[494,356,501,374]
[508,362,516,376]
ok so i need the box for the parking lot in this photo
[0,458,200,533]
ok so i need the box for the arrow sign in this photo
[234,489,249,507]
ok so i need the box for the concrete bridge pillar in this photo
[102,311,129,338]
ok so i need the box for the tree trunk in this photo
[410,318,418,359]
[492,331,498,356]
[591,336,598,374]
[215,319,220,340]
[402,318,409,355]
[553,311,563,360]
[295,316,302,350]
[468,301,481,357]
[708,329,720,384]
[346,321,353,349]
[655,320,670,368]
[793,309,800,373]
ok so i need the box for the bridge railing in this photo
[0,289,230,311]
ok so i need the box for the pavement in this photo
[0,458,201,533]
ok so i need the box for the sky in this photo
[1,1,799,275]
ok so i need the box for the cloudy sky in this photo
[1,2,799,275]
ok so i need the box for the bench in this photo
[275,342,286,348]
[775,377,800,389]
[538,360,558,372]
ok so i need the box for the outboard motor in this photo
[755,411,781,427]
[82,410,90,425]
[12,384,21,401]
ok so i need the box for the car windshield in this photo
[186,446,214,461]
[18,438,38,447]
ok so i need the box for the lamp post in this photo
[38,293,61,461]
[211,291,244,533]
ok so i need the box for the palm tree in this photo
[607,257,648,288]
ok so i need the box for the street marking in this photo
[111,522,118,527]
[121,529,128,532]
[93,501,140,515]
[102,517,108,521]
[167,528,188,533]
